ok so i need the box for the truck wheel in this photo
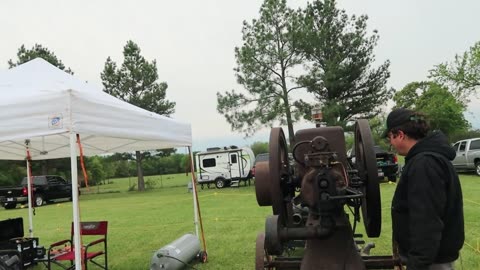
[215,178,225,189]
[35,194,45,206]
[476,161,480,176]
[4,203,16,210]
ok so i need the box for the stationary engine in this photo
[255,120,400,270]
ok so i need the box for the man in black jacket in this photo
[384,108,464,270]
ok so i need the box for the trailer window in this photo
[470,140,480,150]
[202,158,216,168]
[230,154,237,164]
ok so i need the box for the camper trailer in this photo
[196,146,255,189]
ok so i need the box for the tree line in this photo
[0,152,191,187]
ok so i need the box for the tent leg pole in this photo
[70,132,82,270]
[188,147,207,259]
[189,147,199,237]
[25,157,34,238]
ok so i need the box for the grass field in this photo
[0,173,479,269]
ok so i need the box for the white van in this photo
[196,146,255,189]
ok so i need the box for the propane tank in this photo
[150,234,201,270]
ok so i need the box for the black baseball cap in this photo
[383,108,415,137]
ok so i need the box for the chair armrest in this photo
[49,239,71,249]
[85,238,105,249]
[48,239,72,255]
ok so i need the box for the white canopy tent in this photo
[0,58,198,269]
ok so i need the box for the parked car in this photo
[348,145,399,182]
[0,175,73,209]
[452,138,480,176]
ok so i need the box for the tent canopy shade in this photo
[0,58,192,160]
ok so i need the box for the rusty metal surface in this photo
[255,161,272,206]
[265,215,284,255]
[294,127,348,180]
[256,233,274,270]
[268,128,292,223]
[355,119,382,237]
[255,122,392,269]
[300,215,365,270]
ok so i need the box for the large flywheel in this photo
[255,128,292,223]
[269,128,291,219]
[354,119,381,237]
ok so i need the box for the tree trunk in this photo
[135,151,145,191]
[41,160,48,175]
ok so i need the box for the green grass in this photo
[1,173,478,269]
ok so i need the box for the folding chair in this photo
[47,221,108,270]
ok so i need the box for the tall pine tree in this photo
[101,40,175,191]
[217,0,305,146]
[297,0,392,128]
[9,44,73,74]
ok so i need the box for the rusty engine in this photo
[254,120,400,270]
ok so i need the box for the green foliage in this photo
[296,0,392,127]
[393,81,469,137]
[430,41,480,104]
[127,183,137,192]
[0,161,27,186]
[0,154,191,187]
[145,178,158,190]
[367,115,391,149]
[250,141,269,156]
[344,133,354,151]
[101,40,176,191]
[8,44,73,74]
[217,0,304,145]
[152,148,177,157]
[86,156,107,186]
[101,40,175,116]
[448,129,480,144]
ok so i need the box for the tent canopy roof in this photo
[0,58,192,160]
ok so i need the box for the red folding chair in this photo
[47,221,108,270]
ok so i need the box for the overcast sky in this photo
[1,0,479,151]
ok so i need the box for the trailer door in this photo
[229,153,241,178]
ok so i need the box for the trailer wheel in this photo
[215,178,225,189]
[475,161,480,176]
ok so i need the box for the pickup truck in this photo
[348,145,399,182]
[452,138,480,176]
[0,175,73,209]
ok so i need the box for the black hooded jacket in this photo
[391,131,464,270]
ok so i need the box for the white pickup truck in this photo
[452,138,480,176]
